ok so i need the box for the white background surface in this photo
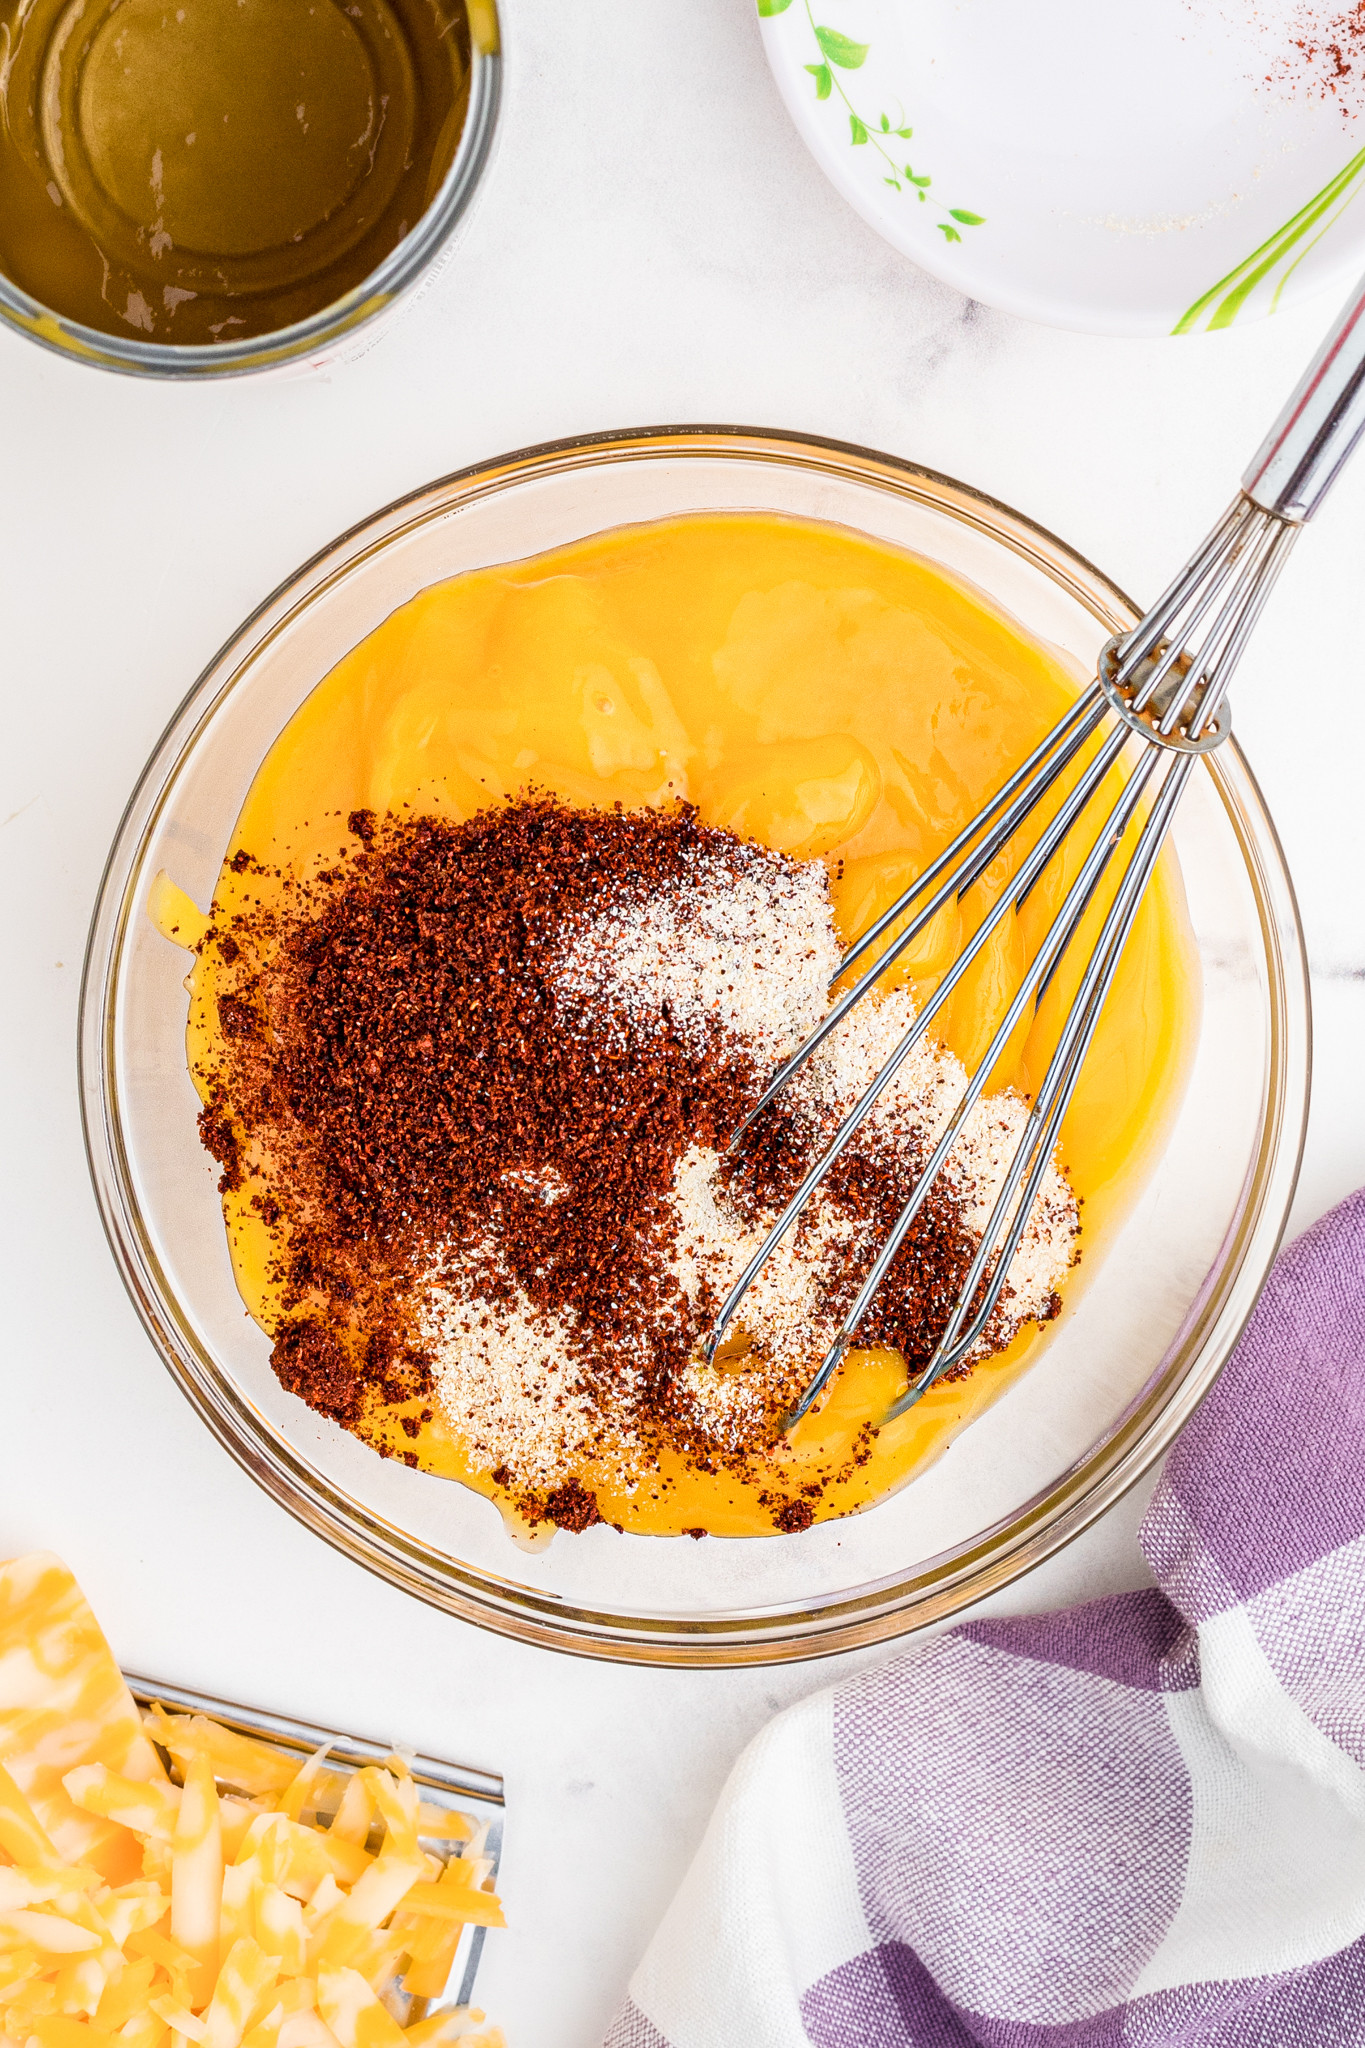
[3,5,1365,2044]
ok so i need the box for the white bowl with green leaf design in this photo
[757,0,1365,335]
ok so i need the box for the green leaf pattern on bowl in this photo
[1174,146,1365,333]
[760,0,986,244]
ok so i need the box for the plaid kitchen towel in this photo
[606,1187,1365,2046]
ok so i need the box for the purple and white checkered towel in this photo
[607,1188,1365,2047]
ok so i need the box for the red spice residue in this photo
[1185,0,1365,116]
[270,1317,363,1424]
[1290,0,1365,107]
[771,1498,815,1534]
[535,1478,604,1533]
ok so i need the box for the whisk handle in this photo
[1242,272,1365,523]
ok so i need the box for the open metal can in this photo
[0,0,501,379]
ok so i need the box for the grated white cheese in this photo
[548,838,838,1064]
[426,1249,615,1487]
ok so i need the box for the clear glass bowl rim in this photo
[79,425,1312,1665]
[0,4,501,380]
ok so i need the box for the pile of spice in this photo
[193,796,1079,1535]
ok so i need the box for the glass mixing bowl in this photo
[80,429,1309,1665]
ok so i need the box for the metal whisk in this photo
[705,273,1365,1430]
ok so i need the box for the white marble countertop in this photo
[3,4,1365,2043]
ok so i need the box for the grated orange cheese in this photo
[0,1558,505,2048]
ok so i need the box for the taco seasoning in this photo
[0,0,473,345]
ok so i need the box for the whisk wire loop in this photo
[1168,516,1298,739]
[1119,497,1252,687]
[786,739,1175,1424]
[1125,503,1262,718]
[704,715,1132,1365]
[878,749,1196,1424]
